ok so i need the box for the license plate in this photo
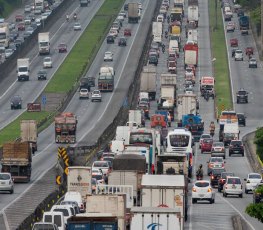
[232,185,236,189]
[214,164,221,167]
[234,151,239,153]
[199,194,205,197]
[1,182,5,185]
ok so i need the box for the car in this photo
[137,101,150,119]
[9,43,17,52]
[234,49,243,61]
[223,176,243,198]
[117,15,124,22]
[124,3,128,11]
[79,88,89,99]
[106,35,114,44]
[35,17,42,26]
[0,173,14,194]
[43,57,52,68]
[23,31,32,40]
[245,47,254,56]
[73,22,81,31]
[249,58,257,68]
[10,31,19,41]
[230,38,238,47]
[211,142,226,159]
[210,168,226,187]
[231,48,238,58]
[104,51,113,61]
[92,161,110,175]
[192,180,215,204]
[109,29,118,38]
[92,169,105,184]
[226,24,235,32]
[118,37,127,46]
[199,134,212,148]
[24,17,31,25]
[91,90,102,102]
[37,69,47,80]
[149,55,158,66]
[124,28,131,36]
[236,89,248,103]
[14,38,23,48]
[253,183,263,203]
[237,9,244,17]
[15,14,23,22]
[207,157,225,175]
[41,12,50,20]
[58,43,67,53]
[60,200,80,214]
[17,22,25,31]
[218,172,235,192]
[64,191,85,213]
[229,140,244,156]
[24,4,31,13]
[5,49,14,59]
[237,113,246,126]
[119,11,126,18]
[27,26,35,34]
[200,138,213,153]
[10,95,22,109]
[244,173,262,194]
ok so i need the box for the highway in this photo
[0,0,156,227]
[0,0,105,130]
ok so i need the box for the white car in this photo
[192,180,215,204]
[43,57,52,68]
[223,176,243,198]
[79,88,89,99]
[64,191,85,213]
[91,90,102,102]
[109,28,118,38]
[92,161,110,175]
[244,173,262,194]
[234,50,243,61]
[104,51,113,61]
[5,49,14,59]
[0,173,14,194]
[74,22,81,31]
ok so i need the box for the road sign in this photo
[58,147,66,159]
[42,94,47,105]
[56,175,61,185]
[64,158,69,167]
[64,167,68,175]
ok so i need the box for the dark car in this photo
[253,183,263,204]
[80,77,95,90]
[118,37,127,46]
[149,55,158,66]
[10,95,22,110]
[237,9,244,17]
[9,31,19,42]
[38,70,47,80]
[210,168,226,187]
[137,101,150,119]
[106,35,114,44]
[237,113,246,126]
[17,22,25,31]
[231,48,238,58]
[58,43,67,53]
[236,89,248,103]
[23,31,31,39]
[218,172,235,192]
[14,38,23,48]
[229,140,244,157]
[124,3,128,11]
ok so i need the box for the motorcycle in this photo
[66,15,69,22]
[73,14,77,21]
[204,91,209,101]
[210,129,215,137]
[196,175,203,180]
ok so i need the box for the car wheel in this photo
[192,198,196,204]
[239,193,243,198]
[210,199,213,204]
[10,188,14,194]
[245,189,248,194]
[242,153,244,157]
[218,188,221,193]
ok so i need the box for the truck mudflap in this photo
[55,135,76,144]
[18,75,29,81]
[12,176,31,183]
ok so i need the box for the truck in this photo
[170,7,183,22]
[140,66,157,100]
[67,213,118,230]
[38,32,50,55]
[128,3,139,23]
[184,42,198,68]
[80,0,89,7]
[20,120,38,154]
[98,66,115,92]
[130,207,181,230]
[239,16,249,35]
[181,114,204,141]
[34,0,44,13]
[67,166,92,201]
[128,110,145,127]
[17,58,30,81]
[187,28,198,44]
[188,1,199,27]
[177,94,197,122]
[86,194,126,229]
[218,113,238,142]
[141,174,187,229]
[0,23,10,48]
[54,112,77,143]
[200,76,215,98]
[174,0,184,15]
[158,86,176,121]
[152,21,162,43]
[1,142,32,182]
[223,123,239,146]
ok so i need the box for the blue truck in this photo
[239,16,249,35]
[155,110,171,127]
[181,114,204,141]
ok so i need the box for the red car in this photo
[15,14,23,22]
[245,47,254,56]
[58,43,67,53]
[17,22,25,31]
[124,28,131,36]
[230,38,238,47]
[201,138,213,153]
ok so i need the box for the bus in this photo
[98,73,114,92]
[0,23,10,48]
[165,128,193,154]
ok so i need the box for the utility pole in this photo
[215,0,218,29]
[261,0,263,57]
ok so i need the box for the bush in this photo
[254,127,263,162]
[246,203,263,223]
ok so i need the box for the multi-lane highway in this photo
[0,0,156,228]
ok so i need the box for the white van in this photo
[64,191,85,213]
[138,92,149,105]
[43,211,65,230]
[157,14,164,23]
[51,205,74,224]
[169,40,179,53]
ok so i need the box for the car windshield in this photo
[213,142,224,147]
[201,134,211,139]
[231,141,242,146]
[227,178,241,184]
[212,168,225,175]
[0,174,10,180]
[249,174,261,179]
[93,90,100,95]
[238,91,246,95]
[250,58,256,62]
[195,182,209,187]
[44,58,51,62]
[222,173,234,179]
[210,157,223,163]
[93,162,108,167]
[53,208,69,216]
[203,139,213,144]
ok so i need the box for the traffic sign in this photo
[58,147,67,159]
[42,94,47,105]
[64,167,68,175]
[221,104,225,111]
[56,175,61,185]
[64,158,69,167]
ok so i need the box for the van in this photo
[138,92,149,105]
[223,123,239,146]
[43,211,65,230]
[51,205,74,224]
[32,222,58,230]
[157,14,164,23]
[169,40,179,53]
[64,191,85,213]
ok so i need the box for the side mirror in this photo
[244,178,247,181]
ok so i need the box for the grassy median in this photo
[0,0,125,145]
[209,0,233,115]
[0,0,21,17]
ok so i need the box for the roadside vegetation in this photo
[0,0,21,17]
[208,0,233,115]
[0,0,125,145]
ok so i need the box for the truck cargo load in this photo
[223,123,239,146]
[140,66,157,100]
[177,94,197,121]
[188,4,199,27]
[187,28,198,44]
[1,142,32,182]
[184,42,198,68]
[158,86,176,121]
[54,112,77,143]
[128,110,145,127]
[112,154,146,171]
[0,23,10,48]
[239,15,249,34]
[200,76,215,98]
[67,166,92,201]
[20,120,38,153]
[17,58,30,81]
[152,21,162,43]
[128,3,139,23]
[130,207,181,230]
[38,32,50,55]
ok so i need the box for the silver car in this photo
[79,88,89,99]
[74,22,82,31]
[91,90,102,102]
[0,173,14,194]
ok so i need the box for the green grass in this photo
[0,0,21,18]
[209,0,233,116]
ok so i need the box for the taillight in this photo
[247,180,250,183]
[192,188,197,192]
[207,188,212,192]
[211,176,214,179]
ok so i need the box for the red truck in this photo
[184,41,198,69]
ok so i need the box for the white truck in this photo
[140,66,157,100]
[161,73,177,88]
[34,0,44,13]
[17,58,30,81]
[115,126,137,145]
[223,123,240,146]
[128,110,144,127]
[80,0,89,7]
[130,207,181,230]
[67,166,92,201]
[0,23,10,48]
[20,120,38,154]
[177,94,197,122]
[187,28,198,44]
[38,32,50,55]
[188,0,199,26]
[141,174,187,230]
[152,21,162,43]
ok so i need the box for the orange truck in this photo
[151,115,167,128]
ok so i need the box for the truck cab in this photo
[43,211,65,230]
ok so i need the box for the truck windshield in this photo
[129,133,153,145]
[169,134,190,147]
[0,33,7,39]
[18,67,28,72]
[40,42,49,47]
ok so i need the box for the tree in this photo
[246,203,263,222]
[254,127,263,161]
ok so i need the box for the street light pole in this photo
[215,0,218,29]
[261,0,263,57]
